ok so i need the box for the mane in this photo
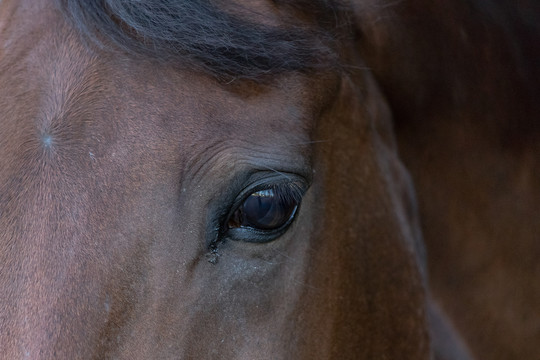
[56,0,347,80]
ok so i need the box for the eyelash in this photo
[259,181,304,205]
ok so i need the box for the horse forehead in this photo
[93,59,316,151]
[13,21,318,185]
[3,0,335,141]
[7,13,312,141]
[106,69,316,183]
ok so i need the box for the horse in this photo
[0,0,537,359]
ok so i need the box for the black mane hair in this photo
[56,0,347,80]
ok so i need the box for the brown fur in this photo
[352,1,540,359]
[0,1,434,358]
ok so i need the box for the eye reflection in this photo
[228,187,300,231]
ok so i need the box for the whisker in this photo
[258,164,292,181]
[343,64,372,71]
[277,139,332,147]
[292,278,323,291]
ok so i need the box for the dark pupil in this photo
[229,189,298,231]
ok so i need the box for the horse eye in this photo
[228,188,299,232]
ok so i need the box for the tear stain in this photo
[206,247,220,264]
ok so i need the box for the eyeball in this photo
[228,188,299,231]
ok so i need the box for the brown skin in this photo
[353,1,540,359]
[0,0,442,359]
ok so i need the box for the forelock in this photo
[56,0,349,80]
